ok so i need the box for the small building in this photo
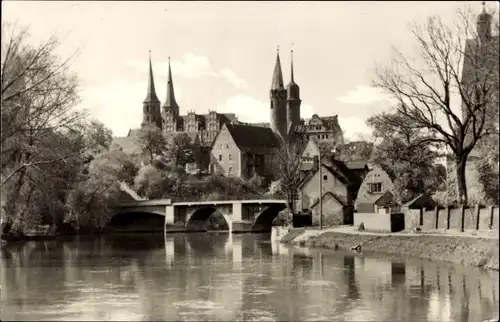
[209,123,281,179]
[355,165,395,213]
[296,154,362,226]
[344,160,369,182]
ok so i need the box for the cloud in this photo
[78,79,183,137]
[215,95,314,123]
[336,85,397,105]
[125,53,248,89]
[219,68,248,89]
[337,116,372,141]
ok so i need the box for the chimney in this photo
[313,155,319,172]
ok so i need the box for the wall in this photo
[354,213,391,232]
[210,126,241,177]
[310,193,344,226]
[300,165,349,210]
[354,212,405,233]
[403,205,499,232]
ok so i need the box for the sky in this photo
[2,1,497,140]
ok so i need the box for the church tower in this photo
[162,57,180,133]
[286,49,301,139]
[142,51,162,129]
[270,48,287,141]
[477,1,492,44]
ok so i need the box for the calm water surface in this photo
[1,233,498,321]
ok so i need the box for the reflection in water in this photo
[1,233,499,321]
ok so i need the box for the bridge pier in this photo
[164,205,185,233]
[231,201,254,233]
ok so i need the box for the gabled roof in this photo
[310,191,347,208]
[357,190,395,206]
[215,123,281,153]
[297,163,349,190]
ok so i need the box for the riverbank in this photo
[280,226,499,271]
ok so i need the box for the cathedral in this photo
[114,49,345,164]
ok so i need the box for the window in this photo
[369,182,382,193]
[323,175,327,181]
[317,135,320,139]
[219,154,222,161]
[326,135,329,139]
[226,144,229,148]
[229,154,232,160]
[228,166,233,174]
[220,144,223,149]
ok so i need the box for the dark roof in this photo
[271,51,285,90]
[402,193,436,209]
[144,56,160,103]
[225,123,281,153]
[345,160,369,171]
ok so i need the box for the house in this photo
[209,123,281,178]
[296,154,363,226]
[355,165,395,213]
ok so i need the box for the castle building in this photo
[142,54,237,147]
[113,49,345,174]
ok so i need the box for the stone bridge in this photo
[112,199,287,233]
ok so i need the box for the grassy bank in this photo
[280,228,499,271]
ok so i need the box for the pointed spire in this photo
[163,56,179,109]
[286,45,300,99]
[144,50,160,103]
[271,46,284,90]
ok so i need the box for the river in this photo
[1,232,498,321]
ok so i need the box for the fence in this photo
[404,205,499,232]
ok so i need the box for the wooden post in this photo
[489,206,495,228]
[460,206,465,232]
[435,206,439,229]
[475,205,480,231]
[446,206,451,230]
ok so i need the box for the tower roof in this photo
[163,57,179,109]
[286,49,300,98]
[478,1,492,22]
[144,51,160,103]
[271,48,285,91]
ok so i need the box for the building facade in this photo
[355,165,395,213]
[209,123,281,179]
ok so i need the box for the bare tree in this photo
[373,7,499,205]
[274,139,306,213]
[1,22,84,188]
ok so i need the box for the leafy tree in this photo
[367,111,445,203]
[66,150,138,230]
[133,165,170,199]
[475,134,499,204]
[165,133,195,168]
[134,125,166,164]
[373,8,499,205]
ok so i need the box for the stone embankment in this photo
[280,226,499,271]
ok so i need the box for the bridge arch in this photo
[186,207,230,232]
[251,204,287,232]
[108,211,165,233]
